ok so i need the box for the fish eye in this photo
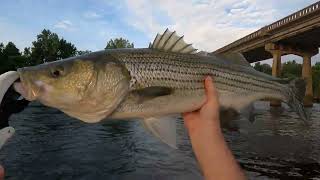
[51,66,64,78]
[53,70,60,77]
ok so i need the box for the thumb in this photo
[204,76,218,105]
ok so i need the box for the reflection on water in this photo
[0,101,319,179]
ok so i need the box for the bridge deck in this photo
[213,1,320,63]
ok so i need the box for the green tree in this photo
[3,42,20,57]
[31,29,76,64]
[23,47,31,57]
[21,47,32,66]
[31,29,60,63]
[0,43,6,73]
[0,43,4,61]
[0,42,30,73]
[0,30,77,73]
[105,38,134,49]
[253,62,272,75]
[312,62,320,98]
[0,43,4,52]
[3,42,20,71]
[58,38,77,59]
[8,55,30,69]
[281,60,302,79]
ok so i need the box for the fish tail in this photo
[285,78,309,123]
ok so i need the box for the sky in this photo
[0,0,319,64]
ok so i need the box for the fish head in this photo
[14,55,130,122]
[14,59,94,105]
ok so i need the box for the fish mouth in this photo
[13,70,39,101]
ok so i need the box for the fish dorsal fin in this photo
[218,53,250,66]
[196,51,210,56]
[150,29,197,54]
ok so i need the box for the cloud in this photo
[54,20,75,31]
[123,0,320,65]
[0,0,318,58]
[124,0,282,51]
[83,11,102,19]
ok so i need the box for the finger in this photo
[182,112,195,120]
[204,76,218,105]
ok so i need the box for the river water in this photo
[0,101,319,180]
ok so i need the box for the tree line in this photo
[253,61,320,98]
[0,29,134,74]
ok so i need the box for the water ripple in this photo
[0,101,319,179]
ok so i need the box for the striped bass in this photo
[4,29,307,147]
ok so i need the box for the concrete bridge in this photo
[213,1,320,106]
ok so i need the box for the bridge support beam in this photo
[266,43,318,107]
[302,54,313,107]
[271,50,282,106]
[266,44,282,106]
[271,50,282,77]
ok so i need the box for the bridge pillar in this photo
[266,43,282,106]
[302,54,313,107]
[271,50,282,77]
[266,43,318,107]
[270,50,282,106]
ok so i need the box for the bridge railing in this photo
[215,1,320,53]
[267,1,320,31]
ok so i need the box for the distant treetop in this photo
[31,29,77,64]
[105,38,134,49]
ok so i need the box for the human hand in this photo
[183,76,220,135]
[182,76,246,180]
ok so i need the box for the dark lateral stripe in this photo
[139,63,283,92]
[137,68,281,93]
[137,69,278,94]
[123,58,283,92]
[142,75,269,93]
[125,58,282,89]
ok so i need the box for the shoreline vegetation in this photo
[1,29,319,100]
[0,29,134,73]
[253,61,320,101]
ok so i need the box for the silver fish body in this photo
[98,48,304,121]
[10,29,307,147]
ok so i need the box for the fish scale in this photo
[105,48,292,121]
[113,50,285,95]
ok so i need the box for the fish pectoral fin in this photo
[142,116,177,149]
[132,86,173,102]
